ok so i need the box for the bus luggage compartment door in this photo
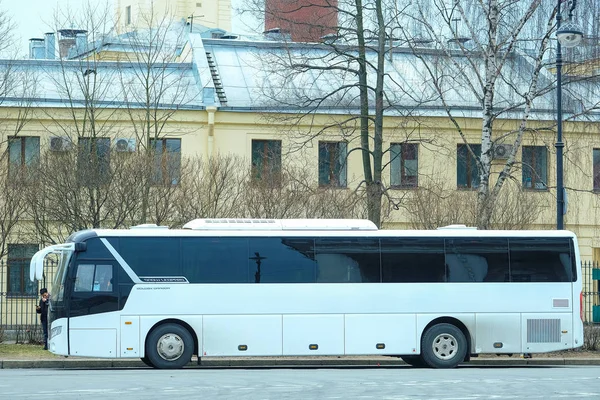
[69,328,117,357]
[203,315,283,356]
[283,314,344,355]
[120,316,140,357]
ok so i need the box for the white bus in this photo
[30,219,583,369]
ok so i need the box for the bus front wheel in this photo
[141,356,154,368]
[146,323,194,369]
[421,323,467,369]
[399,355,426,367]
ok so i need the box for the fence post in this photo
[593,261,600,323]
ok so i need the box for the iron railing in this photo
[1,258,599,341]
[0,259,57,342]
[582,260,600,323]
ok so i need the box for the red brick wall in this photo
[265,0,338,42]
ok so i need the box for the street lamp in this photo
[555,0,583,230]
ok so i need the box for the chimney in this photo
[44,32,56,59]
[57,29,87,58]
[265,0,338,42]
[29,38,45,59]
[75,32,88,54]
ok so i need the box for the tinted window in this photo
[119,237,181,277]
[249,238,316,283]
[381,238,445,282]
[69,263,118,317]
[315,238,381,282]
[79,237,115,260]
[181,238,248,283]
[509,238,574,282]
[445,238,509,282]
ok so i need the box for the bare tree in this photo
[115,2,200,224]
[239,0,421,227]
[172,155,248,224]
[399,0,599,228]
[406,167,547,230]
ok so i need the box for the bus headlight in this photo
[50,326,62,339]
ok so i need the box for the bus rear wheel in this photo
[421,323,467,369]
[146,323,194,369]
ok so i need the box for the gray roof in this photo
[0,59,203,109]
[1,30,598,123]
[201,36,599,121]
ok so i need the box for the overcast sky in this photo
[4,0,259,57]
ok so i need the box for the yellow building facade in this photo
[114,0,232,33]
[2,25,600,331]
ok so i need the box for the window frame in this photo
[593,148,600,192]
[7,244,39,297]
[77,137,111,185]
[318,141,347,188]
[8,136,40,182]
[522,145,548,191]
[457,144,481,189]
[390,143,418,188]
[251,139,282,183]
[150,138,182,186]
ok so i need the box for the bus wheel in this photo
[146,323,194,369]
[421,323,467,369]
[141,356,154,368]
[399,355,426,367]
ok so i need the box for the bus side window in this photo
[74,264,113,292]
[444,238,509,283]
[95,265,113,292]
[509,238,572,282]
[75,264,95,292]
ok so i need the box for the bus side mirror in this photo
[75,242,87,252]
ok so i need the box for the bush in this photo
[25,325,43,345]
[583,324,600,351]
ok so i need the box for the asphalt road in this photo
[1,366,600,399]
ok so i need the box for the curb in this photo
[1,357,600,369]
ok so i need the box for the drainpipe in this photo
[206,105,217,158]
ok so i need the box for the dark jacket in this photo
[37,298,49,322]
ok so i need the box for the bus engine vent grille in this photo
[526,319,561,343]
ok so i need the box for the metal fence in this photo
[0,258,57,342]
[1,258,599,342]
[582,260,600,323]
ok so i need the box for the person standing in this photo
[36,288,50,350]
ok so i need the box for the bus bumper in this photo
[48,318,69,356]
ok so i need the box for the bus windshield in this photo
[51,249,73,304]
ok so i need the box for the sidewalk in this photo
[2,355,600,369]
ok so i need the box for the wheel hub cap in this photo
[432,333,457,360]
[157,333,184,361]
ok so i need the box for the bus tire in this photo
[399,355,426,367]
[141,356,154,368]
[146,323,194,369]
[421,323,467,369]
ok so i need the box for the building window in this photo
[125,6,131,25]
[78,137,110,183]
[251,139,281,182]
[318,141,347,187]
[522,146,547,190]
[7,244,39,296]
[457,144,481,189]
[8,136,40,181]
[151,138,181,185]
[390,143,418,188]
[594,149,600,191]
